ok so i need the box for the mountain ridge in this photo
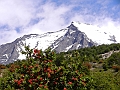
[0,21,118,64]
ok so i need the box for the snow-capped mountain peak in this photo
[0,21,119,64]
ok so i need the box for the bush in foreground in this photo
[0,46,92,90]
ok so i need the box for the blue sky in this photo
[0,0,120,44]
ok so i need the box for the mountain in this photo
[0,22,118,64]
[51,22,96,52]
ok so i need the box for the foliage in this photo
[0,46,92,90]
[91,71,120,90]
[107,52,120,66]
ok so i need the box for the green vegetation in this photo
[0,43,120,90]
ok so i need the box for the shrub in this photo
[91,72,118,90]
[1,46,93,90]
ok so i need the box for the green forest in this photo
[0,43,120,90]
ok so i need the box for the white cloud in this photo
[0,0,39,44]
[0,29,21,44]
[0,0,37,28]
[32,3,72,32]
[19,1,73,35]
[0,0,72,44]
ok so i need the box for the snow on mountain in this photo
[21,30,67,50]
[72,21,118,44]
[17,29,68,59]
[0,21,119,64]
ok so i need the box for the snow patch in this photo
[17,29,67,60]
[76,44,81,49]
[65,44,73,52]
[3,54,8,59]
[69,29,76,34]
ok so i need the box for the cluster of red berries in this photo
[14,79,24,86]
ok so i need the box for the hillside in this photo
[0,43,120,90]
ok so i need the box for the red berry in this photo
[34,49,38,53]
[40,77,43,81]
[39,84,43,87]
[28,79,33,84]
[64,87,67,90]
[48,73,51,78]
[72,77,77,81]
[47,68,51,73]
[17,80,21,85]
[68,81,72,85]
